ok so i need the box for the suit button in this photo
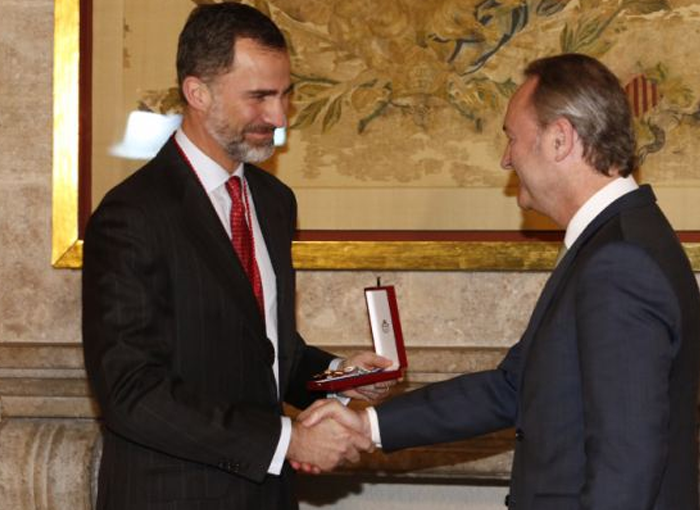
[515,428,524,441]
[218,460,240,472]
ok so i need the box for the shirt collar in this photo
[564,175,639,249]
[175,128,243,191]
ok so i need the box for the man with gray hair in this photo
[301,53,700,510]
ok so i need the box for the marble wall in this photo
[0,1,695,510]
[0,0,82,346]
[296,271,546,349]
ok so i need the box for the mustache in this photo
[244,124,276,135]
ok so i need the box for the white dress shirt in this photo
[174,129,290,475]
[563,175,639,249]
[366,175,640,447]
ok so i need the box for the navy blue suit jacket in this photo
[377,185,700,510]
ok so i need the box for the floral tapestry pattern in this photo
[104,0,700,229]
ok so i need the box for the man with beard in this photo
[82,3,392,509]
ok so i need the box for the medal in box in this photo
[307,285,407,392]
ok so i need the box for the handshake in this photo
[286,352,394,474]
[287,399,374,474]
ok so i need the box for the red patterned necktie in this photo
[225,176,265,320]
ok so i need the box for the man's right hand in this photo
[286,403,372,474]
[298,399,371,438]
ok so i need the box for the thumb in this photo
[298,399,336,427]
[367,353,393,368]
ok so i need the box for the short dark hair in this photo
[176,2,287,95]
[524,53,637,177]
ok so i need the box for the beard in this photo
[205,104,276,164]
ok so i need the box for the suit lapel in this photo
[162,140,267,340]
[516,186,656,387]
[244,165,290,307]
[245,165,295,396]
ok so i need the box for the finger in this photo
[336,435,362,466]
[298,411,322,427]
[349,385,386,402]
[358,384,383,396]
[301,402,344,428]
[301,462,320,474]
[344,352,393,370]
[298,399,335,426]
[340,388,370,402]
[298,398,332,420]
[357,390,380,401]
[316,402,363,431]
[347,429,372,452]
[331,406,364,432]
[363,353,393,368]
[359,391,381,402]
[343,445,361,464]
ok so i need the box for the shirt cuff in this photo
[268,416,291,475]
[329,393,351,405]
[329,357,344,370]
[366,406,383,447]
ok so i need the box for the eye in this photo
[248,90,272,102]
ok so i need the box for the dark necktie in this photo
[225,176,265,320]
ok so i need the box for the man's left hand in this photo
[338,352,396,401]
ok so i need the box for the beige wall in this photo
[0,0,81,345]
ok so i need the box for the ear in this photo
[548,117,577,163]
[181,76,212,112]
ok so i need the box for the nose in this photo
[264,98,287,128]
[501,144,512,170]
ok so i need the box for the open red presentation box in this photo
[307,285,407,392]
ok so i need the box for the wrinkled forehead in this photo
[503,77,539,128]
[511,77,539,113]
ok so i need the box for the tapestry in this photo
[92,0,700,230]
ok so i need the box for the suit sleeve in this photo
[375,343,521,451]
[82,197,280,483]
[576,242,680,510]
[283,335,335,409]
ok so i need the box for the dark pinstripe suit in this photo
[83,138,333,509]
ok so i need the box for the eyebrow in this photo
[249,83,294,97]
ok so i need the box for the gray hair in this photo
[525,53,637,176]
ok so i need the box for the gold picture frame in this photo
[51,0,700,271]
[52,0,82,268]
